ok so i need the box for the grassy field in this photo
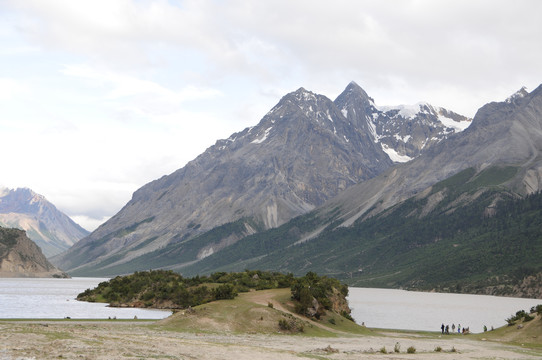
[158,288,371,337]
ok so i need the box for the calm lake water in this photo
[348,287,542,333]
[0,277,171,319]
[1,278,540,333]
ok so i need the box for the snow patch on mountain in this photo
[506,86,528,103]
[378,103,430,119]
[438,114,471,132]
[381,144,412,163]
[251,127,272,144]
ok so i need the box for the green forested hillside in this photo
[71,166,542,297]
[179,166,542,295]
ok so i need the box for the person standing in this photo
[441,323,445,334]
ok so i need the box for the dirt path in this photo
[1,320,541,359]
[241,288,352,334]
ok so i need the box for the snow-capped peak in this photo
[0,186,9,198]
[506,86,528,103]
[377,102,431,119]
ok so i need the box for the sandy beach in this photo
[1,319,541,360]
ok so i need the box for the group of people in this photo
[440,323,469,334]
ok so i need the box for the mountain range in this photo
[174,83,542,298]
[52,81,474,276]
[0,187,89,257]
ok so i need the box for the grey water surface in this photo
[348,287,541,333]
[0,277,171,319]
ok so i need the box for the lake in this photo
[0,277,171,319]
[348,287,542,333]
[1,278,540,332]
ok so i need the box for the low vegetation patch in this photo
[77,269,294,308]
[290,271,352,320]
[77,268,354,326]
[506,309,537,325]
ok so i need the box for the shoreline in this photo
[1,319,541,359]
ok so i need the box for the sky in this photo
[1,0,541,231]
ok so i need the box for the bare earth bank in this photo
[1,320,541,360]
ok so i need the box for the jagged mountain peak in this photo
[287,87,321,103]
[468,84,542,133]
[342,81,374,101]
[506,86,529,103]
[0,187,48,214]
[0,187,89,257]
[335,81,375,109]
[54,81,476,276]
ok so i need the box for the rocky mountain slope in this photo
[0,226,68,278]
[324,85,542,228]
[52,82,471,276]
[0,187,89,257]
[172,84,542,297]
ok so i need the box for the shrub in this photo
[328,318,336,325]
[407,346,416,354]
[507,309,535,324]
[278,319,291,331]
[341,310,354,322]
[278,318,303,333]
[213,283,237,300]
[379,346,387,354]
[267,302,274,309]
[530,304,542,315]
[434,346,442,352]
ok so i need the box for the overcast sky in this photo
[1,0,541,231]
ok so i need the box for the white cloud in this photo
[1,0,541,232]
[0,78,27,100]
[60,64,222,103]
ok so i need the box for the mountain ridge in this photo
[52,81,473,276]
[0,226,68,278]
[0,187,89,257]
[165,84,542,297]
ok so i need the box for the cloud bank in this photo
[1,0,541,230]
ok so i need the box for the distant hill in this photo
[0,226,68,278]
[52,81,471,276]
[0,187,89,257]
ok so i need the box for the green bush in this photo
[340,310,354,321]
[290,272,350,319]
[407,346,416,354]
[506,309,535,325]
[278,319,291,331]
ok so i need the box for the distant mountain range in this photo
[0,187,89,257]
[52,81,476,277]
[0,226,68,278]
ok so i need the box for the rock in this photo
[0,227,69,278]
